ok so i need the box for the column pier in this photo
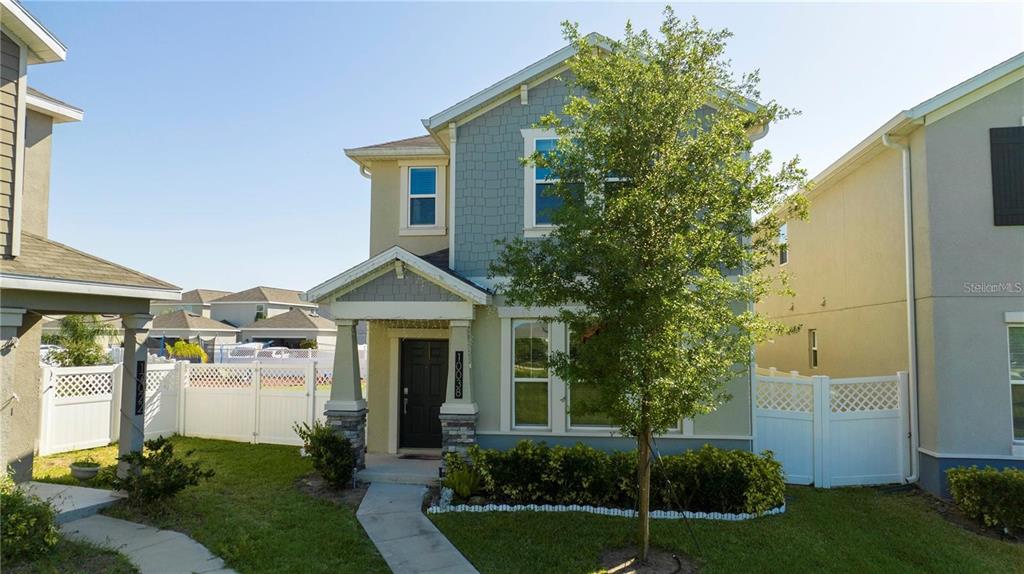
[118,313,152,478]
[325,319,367,468]
[440,319,477,458]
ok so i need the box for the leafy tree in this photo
[491,10,806,561]
[49,315,117,367]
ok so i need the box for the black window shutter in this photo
[990,126,1024,226]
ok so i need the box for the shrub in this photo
[165,340,208,363]
[111,437,214,507]
[294,420,355,488]
[298,339,318,349]
[443,467,481,500]
[0,474,60,563]
[446,440,784,514]
[947,466,1024,534]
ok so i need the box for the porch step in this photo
[357,453,441,486]
[24,481,123,524]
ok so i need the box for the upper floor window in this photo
[522,129,562,237]
[808,328,819,369]
[779,223,789,265]
[399,160,447,236]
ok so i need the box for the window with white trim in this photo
[1009,326,1024,443]
[522,129,562,236]
[779,223,789,265]
[513,320,549,427]
[399,160,447,236]
[808,328,818,369]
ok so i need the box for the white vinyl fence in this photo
[753,371,910,488]
[38,361,333,456]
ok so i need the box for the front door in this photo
[399,339,448,448]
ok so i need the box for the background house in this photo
[238,308,335,348]
[151,288,229,318]
[208,286,318,327]
[148,310,239,354]
[0,1,179,480]
[756,53,1024,495]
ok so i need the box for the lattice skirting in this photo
[427,490,786,521]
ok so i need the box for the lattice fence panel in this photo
[756,380,814,413]
[146,368,177,393]
[54,371,113,398]
[830,380,900,413]
[260,366,306,389]
[315,369,333,389]
[187,366,254,389]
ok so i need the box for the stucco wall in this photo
[1,316,42,481]
[470,306,502,432]
[453,74,572,278]
[22,109,51,237]
[918,79,1024,455]
[338,269,462,302]
[756,146,910,377]
[368,160,450,258]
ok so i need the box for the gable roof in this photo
[0,233,179,300]
[152,311,238,333]
[240,308,334,332]
[212,286,316,306]
[0,0,66,63]
[306,245,491,305]
[810,50,1024,191]
[27,87,83,123]
[345,135,444,159]
[179,289,231,305]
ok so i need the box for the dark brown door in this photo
[399,339,448,448]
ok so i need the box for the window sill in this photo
[1013,443,1024,458]
[524,227,554,238]
[399,226,446,236]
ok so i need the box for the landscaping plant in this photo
[0,473,60,563]
[947,466,1024,535]
[48,314,117,367]
[490,9,806,560]
[111,437,214,507]
[165,340,208,363]
[293,420,355,488]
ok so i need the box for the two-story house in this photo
[0,0,179,480]
[756,53,1024,495]
[307,35,756,462]
[151,288,231,318]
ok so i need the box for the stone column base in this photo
[439,413,478,461]
[326,409,367,469]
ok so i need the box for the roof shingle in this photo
[152,311,238,332]
[213,286,311,305]
[241,309,334,331]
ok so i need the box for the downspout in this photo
[882,133,920,484]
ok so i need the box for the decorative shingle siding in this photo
[338,269,463,302]
[0,33,20,257]
[453,74,572,277]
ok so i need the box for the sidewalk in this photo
[357,483,477,574]
[61,514,236,574]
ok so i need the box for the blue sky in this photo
[24,1,1024,293]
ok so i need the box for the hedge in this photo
[443,441,785,515]
[947,466,1024,534]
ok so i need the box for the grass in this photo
[5,538,137,574]
[34,437,388,574]
[431,486,1024,574]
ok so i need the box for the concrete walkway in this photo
[357,483,477,574]
[357,454,441,486]
[25,481,122,524]
[61,514,236,574]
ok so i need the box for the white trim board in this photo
[0,274,180,301]
[332,301,475,321]
[26,91,83,123]
[918,447,1023,461]
[0,2,66,63]
[306,245,490,305]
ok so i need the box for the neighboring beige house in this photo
[238,308,335,348]
[757,52,1024,495]
[151,288,230,318]
[148,310,239,353]
[209,286,318,328]
[0,1,179,480]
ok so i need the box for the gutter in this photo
[881,133,920,484]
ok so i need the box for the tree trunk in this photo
[637,422,652,562]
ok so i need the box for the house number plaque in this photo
[454,351,464,399]
[134,360,147,416]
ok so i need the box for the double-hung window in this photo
[779,223,789,265]
[1009,325,1024,445]
[513,320,550,427]
[522,129,563,236]
[399,160,447,235]
[808,329,819,369]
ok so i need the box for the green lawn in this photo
[6,538,138,574]
[34,437,388,574]
[431,486,1024,574]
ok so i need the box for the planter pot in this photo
[70,463,100,481]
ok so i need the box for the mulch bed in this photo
[599,547,700,574]
[908,488,1022,544]
[296,473,368,511]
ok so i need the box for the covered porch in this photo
[306,246,491,467]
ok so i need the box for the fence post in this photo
[110,363,122,447]
[897,371,911,482]
[177,362,188,436]
[251,363,261,444]
[37,366,53,456]
[306,362,317,427]
[812,375,831,488]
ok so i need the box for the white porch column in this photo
[325,319,367,468]
[117,313,152,478]
[440,319,477,458]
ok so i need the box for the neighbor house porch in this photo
[306,246,491,467]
